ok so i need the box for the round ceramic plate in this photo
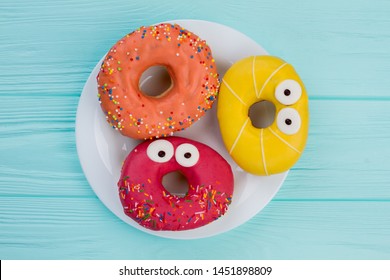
[76,19,287,239]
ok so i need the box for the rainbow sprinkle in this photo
[119,177,232,231]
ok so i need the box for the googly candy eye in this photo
[146,139,174,163]
[275,79,302,105]
[175,143,200,167]
[276,108,301,135]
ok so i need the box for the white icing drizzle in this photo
[222,79,247,106]
[229,117,250,155]
[256,62,288,98]
[268,127,302,154]
[260,129,269,176]
[252,56,258,96]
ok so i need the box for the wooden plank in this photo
[1,0,390,261]
[1,1,390,99]
[1,96,389,199]
[226,200,390,259]
[0,197,389,259]
[281,99,390,199]
[0,95,92,196]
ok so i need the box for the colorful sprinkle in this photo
[96,23,220,139]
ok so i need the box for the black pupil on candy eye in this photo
[284,89,291,96]
[184,152,191,159]
[158,151,166,157]
[285,119,292,125]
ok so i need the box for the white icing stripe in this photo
[252,56,258,96]
[260,129,268,176]
[229,117,250,155]
[269,127,302,154]
[222,79,247,106]
[257,62,288,98]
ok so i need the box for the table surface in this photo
[1,0,390,260]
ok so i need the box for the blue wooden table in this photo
[1,0,390,259]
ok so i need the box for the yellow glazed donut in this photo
[217,56,309,175]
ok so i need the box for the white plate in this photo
[75,20,287,239]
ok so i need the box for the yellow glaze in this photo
[217,56,309,175]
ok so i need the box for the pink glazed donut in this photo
[118,137,234,231]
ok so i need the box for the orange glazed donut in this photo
[97,23,220,139]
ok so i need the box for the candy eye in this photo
[275,79,302,105]
[146,139,174,163]
[175,143,200,167]
[276,108,301,135]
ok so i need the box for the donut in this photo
[118,137,234,231]
[96,23,219,139]
[217,55,309,175]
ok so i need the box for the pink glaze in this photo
[97,23,219,139]
[118,137,234,231]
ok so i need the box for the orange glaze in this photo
[97,23,220,139]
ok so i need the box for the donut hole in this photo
[162,171,189,198]
[248,100,276,128]
[139,65,173,97]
